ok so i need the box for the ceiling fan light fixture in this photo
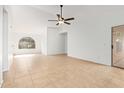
[58,20,64,24]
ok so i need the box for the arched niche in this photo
[18,37,35,49]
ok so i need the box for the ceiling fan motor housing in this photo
[60,5,63,7]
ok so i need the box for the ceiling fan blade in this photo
[57,14,60,18]
[64,18,74,21]
[48,20,58,21]
[56,23,59,25]
[64,22,71,25]
[57,14,61,20]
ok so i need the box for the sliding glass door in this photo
[112,25,124,68]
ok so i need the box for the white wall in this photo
[64,33,67,53]
[7,6,14,69]
[64,6,124,66]
[0,6,3,87]
[41,27,47,55]
[11,5,47,34]
[47,27,66,55]
[10,5,55,55]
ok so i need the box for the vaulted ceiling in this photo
[32,5,124,17]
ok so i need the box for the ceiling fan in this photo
[48,5,75,25]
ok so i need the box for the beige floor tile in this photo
[15,70,30,79]
[2,54,124,88]
[14,76,33,88]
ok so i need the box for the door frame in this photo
[111,25,124,69]
[111,27,113,67]
[3,7,9,71]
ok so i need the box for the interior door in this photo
[112,25,124,68]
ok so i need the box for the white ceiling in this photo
[32,5,124,17]
[31,5,59,15]
[31,5,85,20]
[31,5,83,17]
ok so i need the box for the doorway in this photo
[112,25,124,68]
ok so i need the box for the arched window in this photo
[18,37,35,49]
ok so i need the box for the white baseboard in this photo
[0,80,3,88]
[3,68,8,72]
[2,65,9,72]
[2,64,10,72]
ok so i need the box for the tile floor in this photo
[2,54,124,88]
